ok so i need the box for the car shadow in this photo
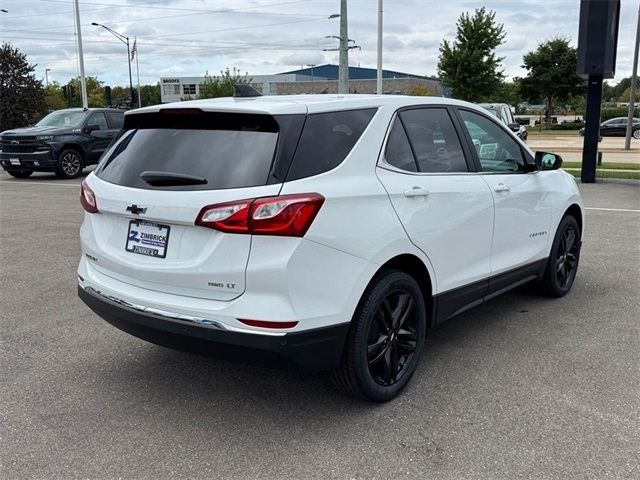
[81,286,548,426]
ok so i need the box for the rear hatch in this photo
[84,108,305,301]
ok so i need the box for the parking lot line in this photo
[0,181,80,188]
[585,207,640,213]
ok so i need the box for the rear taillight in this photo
[80,180,98,213]
[195,193,324,237]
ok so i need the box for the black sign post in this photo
[576,0,620,183]
[581,77,603,183]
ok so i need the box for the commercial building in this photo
[159,64,442,103]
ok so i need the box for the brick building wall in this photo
[272,77,443,96]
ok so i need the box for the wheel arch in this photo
[60,143,85,161]
[563,203,583,236]
[375,253,435,328]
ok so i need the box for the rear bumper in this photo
[78,285,349,371]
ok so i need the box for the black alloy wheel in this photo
[332,270,426,402]
[555,225,579,289]
[367,290,418,386]
[538,215,581,297]
[56,149,83,179]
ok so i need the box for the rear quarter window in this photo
[286,108,377,181]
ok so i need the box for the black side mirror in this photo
[535,151,563,171]
[507,123,521,132]
[84,124,100,134]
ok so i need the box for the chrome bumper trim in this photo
[79,284,287,337]
[81,284,227,331]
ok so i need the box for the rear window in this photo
[286,108,377,181]
[95,112,281,191]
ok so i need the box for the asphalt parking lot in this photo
[1,170,638,479]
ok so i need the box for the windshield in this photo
[36,111,86,127]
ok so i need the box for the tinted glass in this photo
[399,108,468,173]
[36,111,85,127]
[96,117,279,190]
[384,119,417,172]
[286,108,376,181]
[88,113,108,130]
[107,111,124,129]
[460,109,525,173]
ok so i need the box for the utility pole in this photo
[376,0,383,95]
[624,3,640,150]
[73,0,88,108]
[338,0,348,94]
[45,68,51,88]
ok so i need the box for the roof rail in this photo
[233,84,262,98]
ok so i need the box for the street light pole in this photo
[92,23,134,109]
[306,64,316,93]
[45,68,51,88]
[338,0,349,94]
[624,3,640,150]
[73,0,88,108]
[376,0,383,95]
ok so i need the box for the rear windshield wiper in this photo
[140,171,207,187]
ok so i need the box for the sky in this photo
[1,0,638,87]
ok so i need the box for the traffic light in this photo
[104,86,112,107]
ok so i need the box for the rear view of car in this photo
[78,100,377,373]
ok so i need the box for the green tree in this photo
[64,76,104,107]
[407,84,433,96]
[520,38,585,126]
[198,68,252,99]
[486,79,522,106]
[0,43,45,131]
[437,7,506,101]
[44,82,67,112]
[617,84,640,103]
[140,83,161,107]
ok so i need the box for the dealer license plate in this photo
[125,220,170,258]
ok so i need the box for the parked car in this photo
[478,103,528,141]
[579,117,640,138]
[0,108,125,179]
[77,95,584,402]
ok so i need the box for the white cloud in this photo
[0,0,637,86]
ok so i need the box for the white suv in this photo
[77,95,584,402]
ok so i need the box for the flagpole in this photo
[135,37,141,108]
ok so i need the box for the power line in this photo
[34,0,317,15]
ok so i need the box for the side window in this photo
[384,118,417,172]
[107,112,124,129]
[399,108,468,173]
[88,113,108,130]
[459,109,525,173]
[286,108,377,181]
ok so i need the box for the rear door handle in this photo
[404,187,430,198]
[493,183,510,193]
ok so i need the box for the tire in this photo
[633,129,640,140]
[55,148,83,179]
[538,215,581,298]
[332,270,427,402]
[7,170,33,178]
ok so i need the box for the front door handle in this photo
[494,183,510,193]
[404,187,431,198]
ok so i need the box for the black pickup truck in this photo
[0,108,124,179]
